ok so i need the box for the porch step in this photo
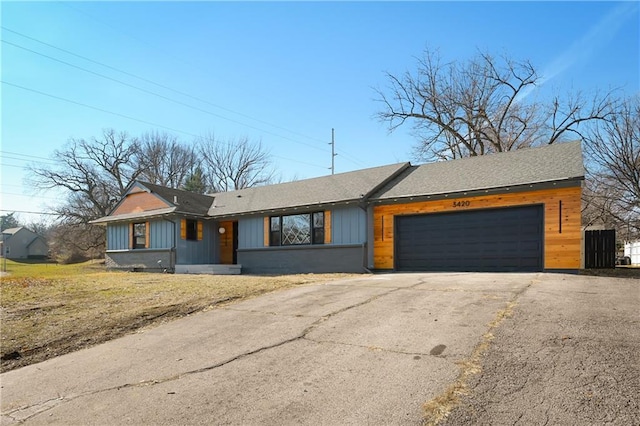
[174,264,242,275]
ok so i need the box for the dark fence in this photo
[584,230,616,269]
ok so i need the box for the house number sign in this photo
[452,200,471,208]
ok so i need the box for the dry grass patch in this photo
[1,260,354,372]
[422,301,517,425]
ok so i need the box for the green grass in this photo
[0,258,104,279]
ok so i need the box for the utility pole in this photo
[329,128,337,175]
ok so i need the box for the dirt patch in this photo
[580,268,640,279]
[0,268,356,373]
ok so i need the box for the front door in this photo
[219,221,238,265]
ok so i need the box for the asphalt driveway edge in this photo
[421,275,538,425]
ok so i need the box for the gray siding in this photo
[107,220,174,250]
[332,206,367,244]
[238,244,366,274]
[106,249,175,272]
[107,223,129,250]
[107,217,217,267]
[149,219,175,249]
[238,217,264,249]
[176,219,217,264]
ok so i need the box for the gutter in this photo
[370,177,584,206]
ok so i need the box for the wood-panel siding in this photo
[112,192,169,215]
[324,210,332,244]
[219,220,235,264]
[373,185,582,270]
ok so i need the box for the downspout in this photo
[162,218,177,273]
[358,201,373,274]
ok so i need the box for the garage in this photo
[395,205,544,272]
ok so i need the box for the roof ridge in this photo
[208,162,410,197]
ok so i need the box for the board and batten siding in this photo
[175,219,216,264]
[107,220,175,251]
[107,223,129,250]
[331,206,367,244]
[149,220,175,249]
[238,217,264,249]
[373,185,582,271]
[245,208,362,248]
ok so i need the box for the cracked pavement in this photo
[441,274,640,426]
[1,273,637,425]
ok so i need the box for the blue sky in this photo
[1,1,639,224]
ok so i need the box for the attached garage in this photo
[371,142,585,273]
[395,205,544,272]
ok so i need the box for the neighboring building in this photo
[0,227,48,259]
[91,141,585,274]
[624,241,640,265]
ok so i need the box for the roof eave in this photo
[372,177,584,205]
[209,198,367,220]
[90,207,178,225]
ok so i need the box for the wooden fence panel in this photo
[584,230,616,269]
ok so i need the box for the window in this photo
[181,219,202,241]
[313,212,324,244]
[185,219,198,241]
[270,217,281,246]
[133,222,146,249]
[269,212,324,246]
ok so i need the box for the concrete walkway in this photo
[1,273,637,425]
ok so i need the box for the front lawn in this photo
[0,260,352,372]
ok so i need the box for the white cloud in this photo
[518,2,638,101]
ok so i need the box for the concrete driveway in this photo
[1,273,638,425]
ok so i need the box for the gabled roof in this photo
[91,141,585,224]
[135,181,214,216]
[1,227,23,235]
[1,227,41,244]
[208,162,410,217]
[26,235,47,248]
[91,182,215,224]
[372,141,584,201]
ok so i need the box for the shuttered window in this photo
[181,219,203,241]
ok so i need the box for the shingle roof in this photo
[208,162,410,217]
[1,227,23,235]
[136,181,214,216]
[372,141,584,201]
[93,142,584,223]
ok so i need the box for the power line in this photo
[1,81,330,171]
[2,26,335,148]
[0,163,28,169]
[2,80,201,137]
[0,209,58,216]
[2,25,368,169]
[3,39,331,155]
[0,192,59,201]
[0,154,57,165]
[0,151,52,162]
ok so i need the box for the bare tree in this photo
[27,129,142,259]
[136,131,197,188]
[47,222,105,263]
[28,129,142,221]
[376,48,613,161]
[197,134,275,192]
[583,96,640,240]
